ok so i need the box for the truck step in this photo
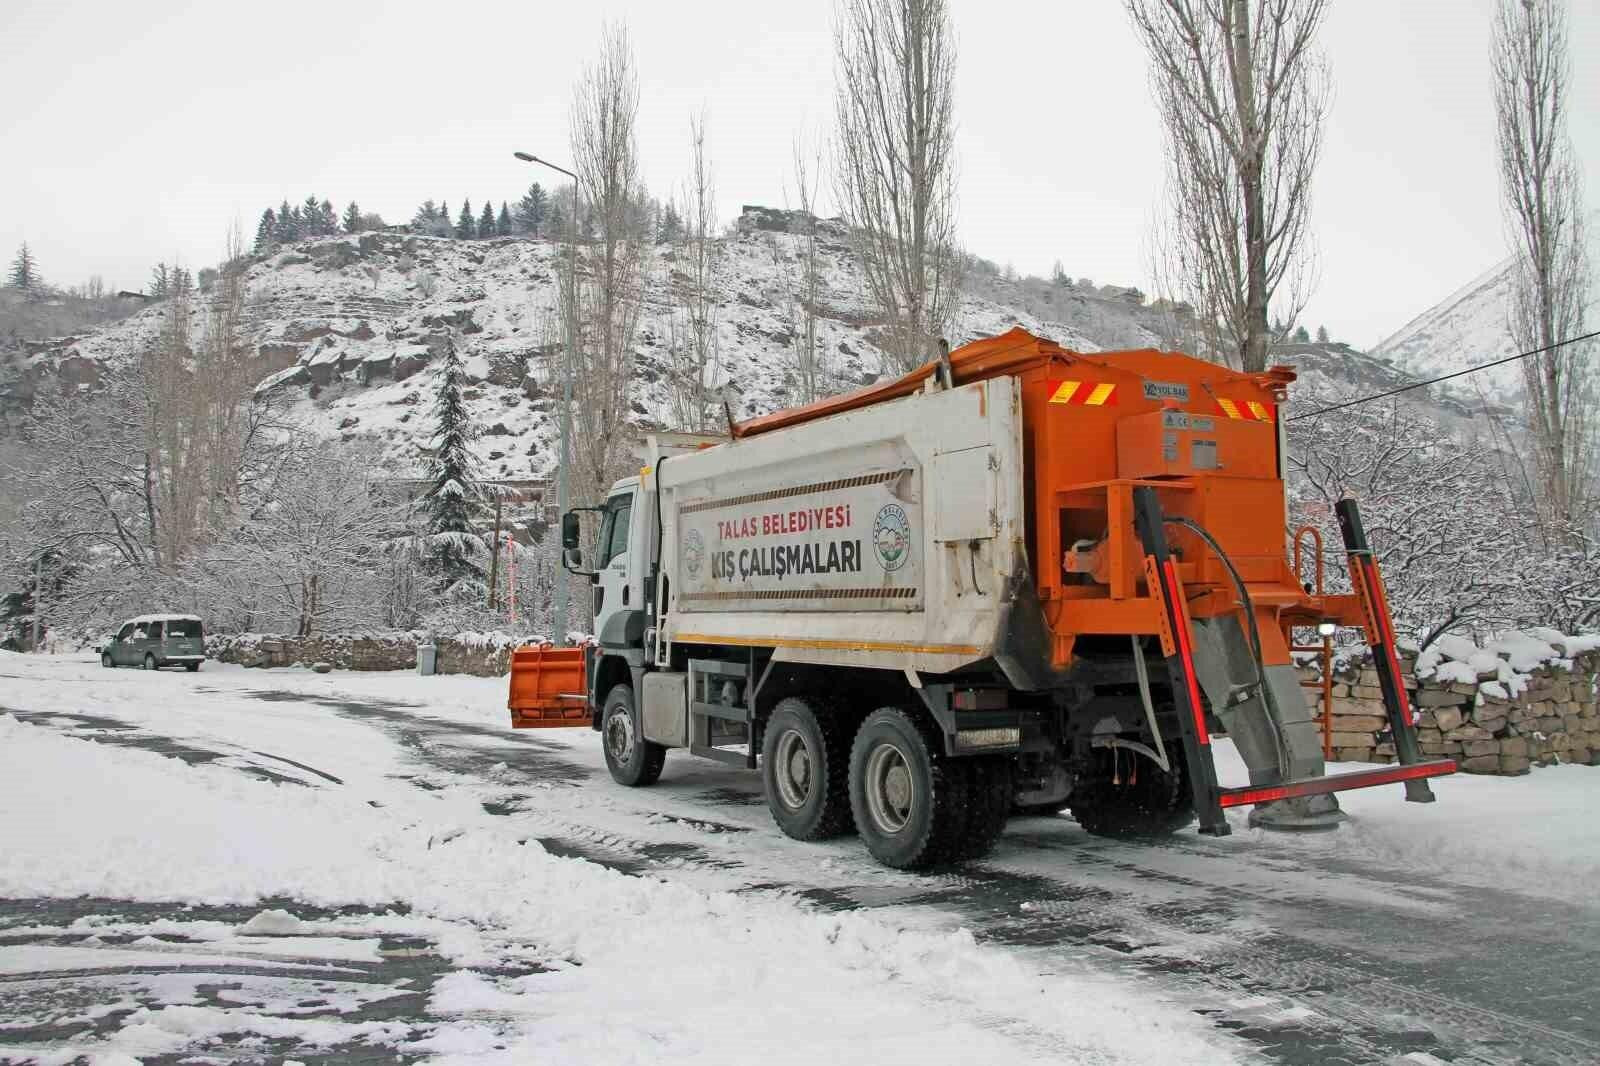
[1217,759,1457,809]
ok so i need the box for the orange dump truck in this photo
[509,328,1454,868]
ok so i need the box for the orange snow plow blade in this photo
[508,646,590,728]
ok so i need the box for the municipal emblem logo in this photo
[683,528,706,577]
[872,503,911,572]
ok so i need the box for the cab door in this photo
[111,622,136,665]
[593,487,638,648]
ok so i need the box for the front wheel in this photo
[142,653,157,671]
[601,684,665,787]
[101,652,114,669]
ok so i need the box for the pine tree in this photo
[546,200,567,240]
[301,195,323,236]
[413,199,439,226]
[320,198,338,234]
[456,199,476,239]
[497,202,513,237]
[8,242,39,291]
[149,262,170,298]
[254,208,277,252]
[515,183,548,235]
[657,202,682,243]
[1292,325,1310,343]
[343,201,362,233]
[421,337,484,592]
[1316,325,1329,344]
[276,200,299,243]
[478,200,496,239]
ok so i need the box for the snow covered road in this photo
[3,652,1598,1065]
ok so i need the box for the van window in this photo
[149,621,164,640]
[117,623,136,642]
[598,497,633,569]
[132,623,150,641]
[167,619,201,638]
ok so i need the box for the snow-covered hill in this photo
[1374,258,1519,395]
[2,209,1480,479]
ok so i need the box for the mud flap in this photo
[1131,487,1230,836]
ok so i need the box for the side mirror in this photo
[561,510,580,551]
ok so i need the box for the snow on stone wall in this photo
[206,630,541,677]
[1301,633,1600,775]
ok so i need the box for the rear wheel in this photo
[1070,745,1195,838]
[849,707,974,869]
[601,684,665,787]
[761,696,852,841]
[185,662,200,672]
[142,653,157,671]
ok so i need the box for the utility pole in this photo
[31,554,43,652]
[514,150,579,644]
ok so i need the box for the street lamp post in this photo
[514,151,580,645]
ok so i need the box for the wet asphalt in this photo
[4,690,1598,1066]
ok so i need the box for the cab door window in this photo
[116,623,136,642]
[149,621,164,642]
[597,497,633,569]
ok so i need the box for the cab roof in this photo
[122,614,203,625]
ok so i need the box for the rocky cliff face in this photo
[2,209,1472,479]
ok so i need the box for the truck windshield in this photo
[167,619,202,638]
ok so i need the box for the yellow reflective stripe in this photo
[1217,398,1242,419]
[1049,380,1081,404]
[1246,401,1271,421]
[1084,382,1116,406]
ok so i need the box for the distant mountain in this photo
[1374,258,1519,396]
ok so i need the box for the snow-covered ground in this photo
[3,650,1599,1064]
[0,651,1239,1064]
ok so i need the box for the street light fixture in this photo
[514,149,581,645]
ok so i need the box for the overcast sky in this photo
[4,0,1597,349]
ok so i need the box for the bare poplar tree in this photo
[567,20,646,504]
[667,111,722,432]
[1128,0,1329,372]
[784,136,830,404]
[1493,0,1594,533]
[833,0,961,373]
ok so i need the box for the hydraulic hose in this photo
[1162,516,1292,780]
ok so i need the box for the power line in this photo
[1284,329,1600,422]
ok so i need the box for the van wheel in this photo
[761,696,853,841]
[849,707,971,869]
[142,653,157,671]
[602,684,665,787]
[185,662,200,672]
[101,652,114,669]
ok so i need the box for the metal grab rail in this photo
[1289,525,1334,760]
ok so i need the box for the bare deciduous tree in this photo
[1493,0,1594,533]
[666,111,722,432]
[776,136,831,405]
[567,20,646,504]
[833,0,961,373]
[1128,0,1329,372]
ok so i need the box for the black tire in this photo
[185,662,200,672]
[142,653,157,671]
[1070,745,1195,838]
[848,707,969,869]
[760,696,853,841]
[601,684,665,787]
[954,755,1012,860]
[101,652,114,669]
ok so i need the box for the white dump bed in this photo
[654,377,1024,673]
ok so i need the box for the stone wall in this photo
[1300,633,1599,775]
[207,631,531,677]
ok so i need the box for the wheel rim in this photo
[864,740,914,835]
[605,708,635,765]
[102,654,111,667]
[143,656,154,670]
[772,728,813,811]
